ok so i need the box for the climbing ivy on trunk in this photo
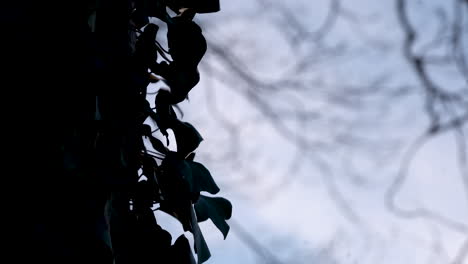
[106,1,232,263]
[7,1,230,263]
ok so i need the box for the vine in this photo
[108,1,231,263]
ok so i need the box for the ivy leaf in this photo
[194,195,232,239]
[162,152,218,195]
[159,200,193,232]
[143,101,169,137]
[137,100,151,124]
[136,210,172,248]
[154,90,177,136]
[166,0,220,15]
[186,152,196,161]
[164,69,200,104]
[141,124,167,155]
[194,0,221,13]
[141,124,152,136]
[147,135,168,154]
[171,120,203,158]
[167,18,206,67]
[134,210,173,261]
[135,23,159,67]
[141,154,157,182]
[159,152,192,200]
[185,161,219,195]
[190,206,211,263]
[133,180,156,210]
[171,235,196,264]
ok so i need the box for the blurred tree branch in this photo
[186,0,468,262]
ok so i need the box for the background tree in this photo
[173,0,467,263]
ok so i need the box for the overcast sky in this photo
[151,0,468,263]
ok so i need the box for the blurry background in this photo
[151,0,468,263]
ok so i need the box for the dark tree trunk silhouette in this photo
[5,1,230,263]
[5,1,131,263]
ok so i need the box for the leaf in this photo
[162,153,218,195]
[185,161,219,195]
[134,211,173,261]
[171,120,203,158]
[141,124,152,136]
[141,154,157,182]
[141,156,160,203]
[143,100,168,137]
[186,152,196,161]
[136,100,151,124]
[154,90,177,136]
[147,0,169,21]
[171,235,196,264]
[148,135,168,154]
[137,210,172,248]
[194,195,232,239]
[166,0,220,14]
[141,124,169,154]
[133,180,155,210]
[165,69,200,104]
[159,200,193,232]
[159,152,192,201]
[190,206,211,263]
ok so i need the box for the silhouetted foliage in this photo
[6,0,230,263]
[118,1,232,263]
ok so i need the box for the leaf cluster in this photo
[121,1,231,263]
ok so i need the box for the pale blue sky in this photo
[152,0,468,263]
